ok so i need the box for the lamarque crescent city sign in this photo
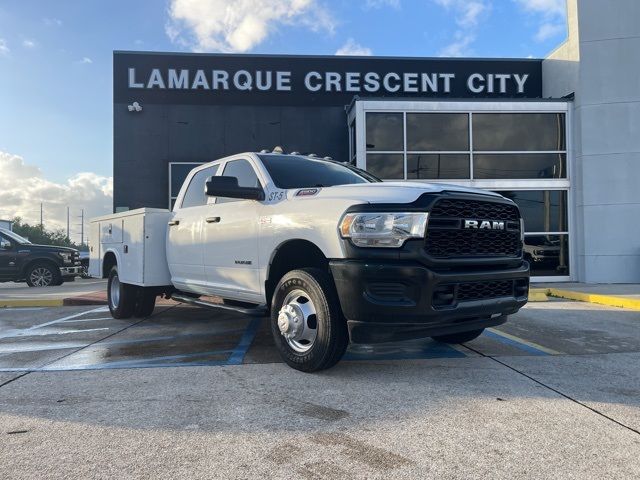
[127,68,531,95]
[114,52,543,106]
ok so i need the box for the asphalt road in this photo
[0,300,639,478]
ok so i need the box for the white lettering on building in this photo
[125,68,533,95]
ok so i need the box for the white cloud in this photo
[0,39,9,56]
[22,39,37,48]
[439,32,475,57]
[79,57,93,64]
[0,151,112,231]
[535,22,564,42]
[335,38,372,56]
[513,0,565,18]
[513,0,566,42]
[365,0,400,9]
[166,0,336,53]
[43,18,63,27]
[434,0,489,28]
[433,0,490,56]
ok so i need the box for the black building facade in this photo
[114,51,543,208]
[114,51,572,280]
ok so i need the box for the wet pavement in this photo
[0,299,639,372]
[1,300,640,478]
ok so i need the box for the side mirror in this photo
[0,240,12,250]
[205,176,265,201]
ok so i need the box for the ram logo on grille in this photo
[463,220,505,230]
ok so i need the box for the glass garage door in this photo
[351,100,572,281]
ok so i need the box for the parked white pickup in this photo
[90,152,529,371]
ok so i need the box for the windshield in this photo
[0,228,31,244]
[259,154,380,189]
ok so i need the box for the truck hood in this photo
[309,182,503,204]
[15,244,78,254]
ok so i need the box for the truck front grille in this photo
[432,278,529,308]
[425,198,522,259]
[430,198,520,221]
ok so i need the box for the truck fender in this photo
[101,248,122,279]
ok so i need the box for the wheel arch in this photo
[102,250,119,279]
[265,239,331,307]
[20,256,61,279]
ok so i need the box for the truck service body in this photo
[90,152,529,371]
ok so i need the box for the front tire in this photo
[107,266,135,319]
[25,262,61,287]
[432,328,484,344]
[270,268,348,373]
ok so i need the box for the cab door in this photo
[0,234,18,280]
[167,164,219,293]
[203,158,262,302]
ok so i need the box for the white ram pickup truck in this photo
[90,152,529,371]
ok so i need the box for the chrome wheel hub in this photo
[30,267,53,287]
[110,274,120,309]
[277,289,318,353]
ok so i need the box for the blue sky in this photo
[0,0,567,227]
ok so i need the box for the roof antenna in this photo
[272,146,284,153]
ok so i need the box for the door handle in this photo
[206,216,221,223]
[168,220,180,226]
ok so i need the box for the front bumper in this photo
[330,260,529,344]
[60,266,82,277]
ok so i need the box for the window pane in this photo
[366,113,403,151]
[474,153,567,179]
[349,121,356,164]
[473,113,566,151]
[181,165,219,209]
[525,234,570,276]
[218,159,261,204]
[407,113,469,151]
[260,154,373,189]
[497,190,568,232]
[171,163,203,197]
[407,154,469,179]
[366,154,404,179]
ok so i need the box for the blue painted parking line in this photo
[42,349,236,370]
[0,360,232,372]
[483,329,559,356]
[227,318,263,365]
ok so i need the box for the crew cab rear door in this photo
[167,164,219,292]
[203,157,262,303]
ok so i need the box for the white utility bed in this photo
[88,208,173,286]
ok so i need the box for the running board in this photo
[171,293,268,317]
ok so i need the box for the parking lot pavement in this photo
[0,300,639,478]
[0,278,108,307]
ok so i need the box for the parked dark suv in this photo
[0,228,81,287]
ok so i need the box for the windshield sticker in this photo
[296,188,319,197]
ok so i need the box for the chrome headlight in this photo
[339,212,429,248]
[58,252,72,264]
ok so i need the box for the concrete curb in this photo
[547,288,640,311]
[528,288,549,302]
[0,299,65,308]
[0,295,107,308]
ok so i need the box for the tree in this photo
[10,217,87,250]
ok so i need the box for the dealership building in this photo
[112,0,639,283]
